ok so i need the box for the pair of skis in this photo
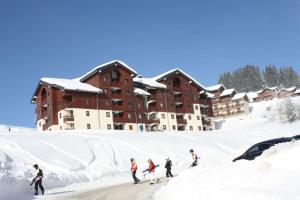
[141,164,160,184]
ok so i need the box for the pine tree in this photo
[263,65,280,87]
[218,72,234,89]
[279,66,300,88]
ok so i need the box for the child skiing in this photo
[30,164,45,195]
[130,158,140,184]
[165,158,173,177]
[189,149,199,167]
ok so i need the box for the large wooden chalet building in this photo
[32,60,214,132]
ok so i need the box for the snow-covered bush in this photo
[279,98,297,123]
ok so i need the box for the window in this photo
[107,124,112,130]
[128,101,132,107]
[129,125,133,130]
[161,114,165,119]
[138,114,142,119]
[106,112,110,117]
[111,70,120,82]
[87,124,91,129]
[60,126,62,130]
[171,114,175,119]
[173,77,181,88]
[160,103,164,108]
[128,113,132,119]
[163,125,167,130]
[197,116,200,120]
[188,115,192,120]
[39,122,41,127]
[190,126,193,130]
[104,76,109,82]
[69,110,73,115]
[172,125,176,130]
[86,111,90,117]
[195,105,199,110]
[64,95,73,102]
[70,123,74,128]
[104,88,108,94]
[59,113,62,119]
[198,126,201,131]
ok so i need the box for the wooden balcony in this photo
[113,116,127,123]
[146,119,160,124]
[176,118,187,125]
[64,115,74,122]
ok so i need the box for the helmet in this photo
[189,149,194,153]
[33,164,38,168]
[130,158,134,162]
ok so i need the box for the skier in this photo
[165,158,173,178]
[147,159,158,184]
[189,149,199,167]
[130,158,140,184]
[30,164,45,195]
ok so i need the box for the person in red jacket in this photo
[130,158,140,184]
[148,159,157,184]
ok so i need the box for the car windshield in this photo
[248,145,259,153]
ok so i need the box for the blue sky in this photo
[0,0,300,127]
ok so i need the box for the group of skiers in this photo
[30,149,199,195]
[130,149,199,184]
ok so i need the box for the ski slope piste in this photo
[0,97,300,200]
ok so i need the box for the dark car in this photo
[232,135,298,162]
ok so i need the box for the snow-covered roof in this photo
[134,88,151,96]
[41,78,102,93]
[206,84,225,91]
[206,92,215,98]
[153,68,206,90]
[247,92,258,99]
[279,87,296,92]
[133,76,167,89]
[78,60,138,82]
[220,89,236,97]
[294,89,300,94]
[257,87,278,94]
[199,90,215,98]
[231,93,247,101]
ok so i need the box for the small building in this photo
[277,87,296,98]
[255,87,278,102]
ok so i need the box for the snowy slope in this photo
[0,97,300,200]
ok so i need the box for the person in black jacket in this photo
[30,164,45,195]
[165,158,173,178]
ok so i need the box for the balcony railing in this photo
[175,107,186,113]
[176,118,187,124]
[64,115,74,122]
[146,118,160,124]
[113,116,127,123]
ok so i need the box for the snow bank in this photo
[155,141,300,200]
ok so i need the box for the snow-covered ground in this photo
[0,97,300,200]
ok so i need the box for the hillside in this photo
[0,97,300,200]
